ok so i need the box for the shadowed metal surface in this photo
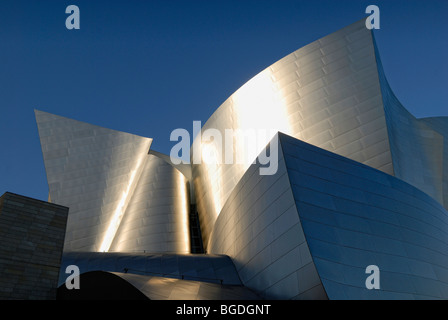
[374,37,445,207]
[419,117,448,210]
[58,252,243,286]
[281,133,448,299]
[113,272,261,300]
[57,270,260,300]
[209,133,448,299]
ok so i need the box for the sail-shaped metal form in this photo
[191,18,448,250]
[35,110,190,253]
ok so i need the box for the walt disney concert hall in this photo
[32,18,448,299]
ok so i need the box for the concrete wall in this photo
[0,192,68,300]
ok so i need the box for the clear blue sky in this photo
[1,0,447,201]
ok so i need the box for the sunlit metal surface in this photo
[36,110,190,253]
[192,19,395,249]
[192,18,448,250]
[109,153,190,253]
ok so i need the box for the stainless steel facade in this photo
[35,17,448,300]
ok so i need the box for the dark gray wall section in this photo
[0,192,68,300]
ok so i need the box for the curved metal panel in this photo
[192,18,394,249]
[109,153,190,253]
[113,272,261,300]
[210,133,448,299]
[57,271,149,300]
[374,39,445,207]
[208,133,327,300]
[281,133,448,299]
[58,270,261,300]
[36,111,193,254]
[58,252,243,286]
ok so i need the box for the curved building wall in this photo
[209,133,448,299]
[192,18,394,249]
[148,149,195,204]
[36,111,191,253]
[280,133,448,299]
[108,272,261,300]
[208,133,327,299]
[109,153,190,253]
